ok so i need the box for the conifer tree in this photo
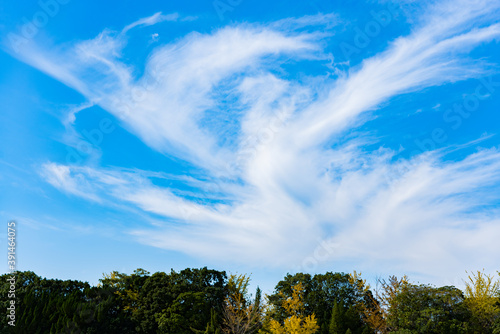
[201,309,221,334]
[329,301,345,334]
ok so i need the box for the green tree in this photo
[0,271,137,334]
[268,272,372,334]
[134,267,227,334]
[348,272,409,334]
[329,301,345,334]
[387,284,470,334]
[200,309,222,334]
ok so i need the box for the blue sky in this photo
[1,0,500,292]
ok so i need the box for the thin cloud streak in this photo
[121,12,180,34]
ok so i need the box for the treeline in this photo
[1,268,500,334]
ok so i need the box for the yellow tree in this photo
[348,271,409,334]
[100,271,139,312]
[99,269,150,314]
[223,274,263,334]
[348,271,384,333]
[267,282,319,334]
[464,270,500,332]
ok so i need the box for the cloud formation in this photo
[10,0,500,282]
[121,12,180,34]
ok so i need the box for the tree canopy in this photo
[0,268,499,334]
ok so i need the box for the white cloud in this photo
[20,0,500,282]
[121,12,180,34]
[40,163,101,202]
[63,102,95,127]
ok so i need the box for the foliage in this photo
[267,282,319,334]
[377,275,410,332]
[1,268,499,334]
[0,271,135,334]
[136,267,227,334]
[222,274,263,334]
[347,272,409,333]
[463,270,500,332]
[0,268,226,334]
[328,301,345,334]
[268,272,372,334]
[387,284,470,334]
[195,309,222,334]
[493,316,500,334]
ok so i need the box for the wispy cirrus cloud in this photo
[121,12,181,34]
[13,0,500,282]
[8,16,323,171]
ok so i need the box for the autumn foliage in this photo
[1,268,499,333]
